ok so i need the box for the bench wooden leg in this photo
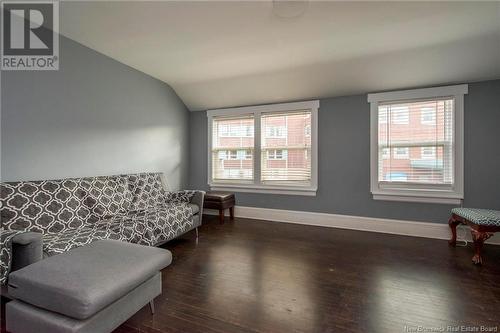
[448,214,462,247]
[219,209,225,224]
[470,229,493,265]
[230,206,234,220]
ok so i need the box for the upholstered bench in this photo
[449,208,500,264]
[204,191,235,224]
[6,240,172,333]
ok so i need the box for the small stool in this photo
[449,208,500,264]
[204,191,235,224]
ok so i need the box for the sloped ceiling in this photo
[60,1,500,111]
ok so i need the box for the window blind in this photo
[261,111,311,184]
[378,98,454,185]
[212,115,254,181]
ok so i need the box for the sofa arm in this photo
[190,190,205,219]
[11,232,43,271]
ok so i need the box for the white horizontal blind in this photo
[261,110,311,184]
[212,115,254,181]
[378,98,454,185]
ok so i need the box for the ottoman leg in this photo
[219,209,225,224]
[471,229,493,265]
[230,206,235,220]
[149,300,155,315]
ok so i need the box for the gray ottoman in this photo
[6,240,172,333]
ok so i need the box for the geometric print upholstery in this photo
[78,176,133,224]
[41,225,124,256]
[1,178,88,233]
[40,203,197,257]
[451,208,500,227]
[0,172,202,284]
[125,203,197,246]
[1,229,23,284]
[127,173,167,211]
[165,190,198,204]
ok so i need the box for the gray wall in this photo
[1,35,190,190]
[189,80,500,223]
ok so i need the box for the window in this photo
[381,148,390,159]
[219,123,254,137]
[211,115,254,181]
[208,100,319,196]
[266,126,286,138]
[368,85,467,204]
[379,106,388,124]
[421,107,436,125]
[421,147,436,160]
[267,149,287,160]
[393,147,409,159]
[391,106,409,124]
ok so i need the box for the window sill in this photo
[372,193,462,205]
[209,184,317,196]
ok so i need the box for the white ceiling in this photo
[60,1,500,111]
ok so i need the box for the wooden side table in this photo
[204,191,235,224]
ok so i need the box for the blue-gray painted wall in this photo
[1,35,190,190]
[189,80,500,223]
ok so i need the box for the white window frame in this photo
[207,100,319,196]
[368,84,467,204]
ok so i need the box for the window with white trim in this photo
[208,100,318,196]
[368,85,467,204]
[211,115,254,181]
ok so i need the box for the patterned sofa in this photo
[0,172,204,285]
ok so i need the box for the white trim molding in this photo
[367,84,468,103]
[207,100,319,196]
[368,84,467,204]
[205,205,500,245]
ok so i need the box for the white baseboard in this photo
[204,206,500,245]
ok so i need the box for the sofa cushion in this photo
[77,176,133,224]
[126,203,197,245]
[1,179,87,233]
[8,240,172,320]
[42,225,123,256]
[165,190,198,204]
[92,215,157,246]
[188,203,200,215]
[127,173,167,210]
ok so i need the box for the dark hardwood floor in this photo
[3,215,500,332]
